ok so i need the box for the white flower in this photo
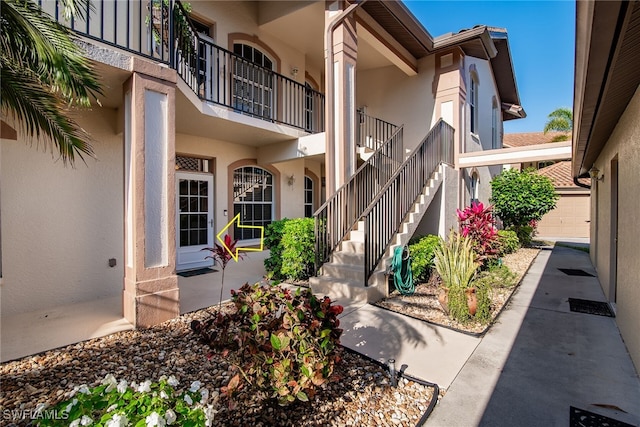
[160,390,169,399]
[102,374,118,392]
[137,380,152,393]
[78,385,90,395]
[117,380,128,394]
[205,405,218,427]
[189,381,201,393]
[167,376,179,387]
[145,412,166,427]
[106,413,129,427]
[199,388,209,404]
[164,409,177,425]
[183,394,193,405]
[106,404,118,412]
[64,398,78,413]
[80,415,93,425]
[159,375,167,382]
[70,420,81,427]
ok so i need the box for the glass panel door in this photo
[176,172,214,271]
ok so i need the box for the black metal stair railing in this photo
[314,126,404,273]
[357,112,398,152]
[362,119,454,284]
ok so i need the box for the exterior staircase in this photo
[311,119,454,304]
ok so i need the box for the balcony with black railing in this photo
[41,0,325,133]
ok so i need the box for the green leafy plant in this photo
[434,231,480,322]
[263,219,290,280]
[497,230,520,256]
[409,235,440,283]
[490,168,559,245]
[38,374,215,427]
[191,283,343,406]
[202,234,245,313]
[475,264,517,289]
[281,218,315,281]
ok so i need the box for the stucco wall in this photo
[590,85,640,371]
[463,56,503,205]
[1,108,123,316]
[356,55,437,151]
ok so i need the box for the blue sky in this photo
[404,1,575,134]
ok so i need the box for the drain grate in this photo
[568,298,614,317]
[558,268,595,277]
[570,406,633,427]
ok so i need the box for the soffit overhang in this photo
[573,1,640,177]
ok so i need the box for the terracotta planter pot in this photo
[465,287,478,316]
[438,287,449,314]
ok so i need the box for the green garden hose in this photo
[391,245,414,295]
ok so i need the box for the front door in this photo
[176,172,214,271]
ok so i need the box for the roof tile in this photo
[504,132,570,147]
[536,161,590,188]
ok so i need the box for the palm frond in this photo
[1,60,94,165]
[1,0,102,107]
[544,107,573,133]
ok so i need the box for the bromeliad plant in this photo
[456,201,499,267]
[38,374,216,427]
[202,234,245,313]
[191,283,343,406]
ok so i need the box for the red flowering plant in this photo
[202,234,245,313]
[191,282,344,406]
[456,201,500,267]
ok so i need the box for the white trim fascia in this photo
[457,141,572,168]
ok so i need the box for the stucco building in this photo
[573,0,640,370]
[1,1,525,332]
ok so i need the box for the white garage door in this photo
[537,194,590,238]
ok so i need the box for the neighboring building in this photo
[535,161,590,238]
[573,0,640,370]
[503,131,571,171]
[1,1,524,328]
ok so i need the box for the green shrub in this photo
[409,235,440,283]
[281,218,315,281]
[510,225,534,247]
[192,283,343,406]
[434,231,479,322]
[490,168,559,234]
[474,280,492,323]
[264,219,290,279]
[497,230,520,255]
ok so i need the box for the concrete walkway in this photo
[336,243,640,426]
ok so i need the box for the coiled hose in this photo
[391,245,414,295]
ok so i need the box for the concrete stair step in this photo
[321,262,365,282]
[309,276,384,305]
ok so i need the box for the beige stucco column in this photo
[122,62,179,328]
[325,1,358,194]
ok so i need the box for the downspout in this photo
[574,172,591,189]
[325,0,369,194]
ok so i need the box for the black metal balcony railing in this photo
[357,112,398,152]
[41,0,324,133]
[362,119,454,284]
[315,125,404,273]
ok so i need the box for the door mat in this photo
[177,268,217,278]
[568,298,614,317]
[558,268,595,277]
[570,406,633,427]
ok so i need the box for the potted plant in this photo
[433,230,480,321]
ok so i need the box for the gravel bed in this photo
[0,303,436,427]
[376,248,541,334]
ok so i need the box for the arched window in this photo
[304,175,314,217]
[492,98,499,149]
[233,166,274,241]
[470,172,480,205]
[232,43,274,119]
[469,70,479,134]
